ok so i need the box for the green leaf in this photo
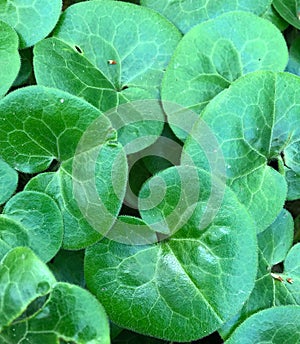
[225,306,300,343]
[1,282,110,344]
[34,37,118,113]
[0,85,115,173]
[0,158,18,205]
[141,0,272,34]
[273,0,300,30]
[0,20,20,97]
[286,36,300,77]
[0,247,56,331]
[25,171,101,250]
[35,0,181,104]
[262,4,289,31]
[1,191,63,262]
[161,11,288,141]
[25,141,128,250]
[47,249,85,287]
[220,209,295,339]
[85,166,257,342]
[182,71,300,231]
[0,0,62,48]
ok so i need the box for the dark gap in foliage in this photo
[14,294,50,323]
[119,203,141,217]
[271,261,284,273]
[284,200,300,218]
[46,158,61,172]
[16,172,38,192]
[121,85,129,91]
[267,158,279,171]
[74,45,83,54]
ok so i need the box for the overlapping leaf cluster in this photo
[1,0,300,343]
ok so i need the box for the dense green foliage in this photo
[1,0,300,343]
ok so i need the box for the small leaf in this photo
[225,306,300,343]
[0,0,62,48]
[0,20,20,97]
[162,11,288,141]
[0,247,56,330]
[141,0,272,33]
[2,191,63,262]
[0,158,18,205]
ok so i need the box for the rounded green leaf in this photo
[0,158,18,205]
[0,247,56,330]
[273,0,300,29]
[85,167,257,342]
[161,11,288,141]
[25,171,102,250]
[0,20,20,97]
[1,282,110,344]
[0,85,115,173]
[0,0,62,48]
[225,306,300,344]
[141,0,272,34]
[2,191,63,262]
[182,71,300,231]
[37,1,181,103]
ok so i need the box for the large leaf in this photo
[220,209,296,339]
[161,11,288,141]
[35,0,182,106]
[1,191,63,262]
[0,20,20,97]
[273,0,300,30]
[0,158,18,205]
[0,247,56,331]
[0,85,115,173]
[182,71,300,231]
[85,167,257,342]
[0,0,62,48]
[225,306,300,343]
[141,0,272,34]
[1,283,110,344]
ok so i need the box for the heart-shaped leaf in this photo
[1,191,63,262]
[182,71,300,231]
[85,166,257,342]
[0,85,115,173]
[0,20,20,97]
[35,0,181,105]
[162,11,288,141]
[0,0,62,48]
[141,0,272,34]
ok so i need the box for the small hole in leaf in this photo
[74,45,83,54]
[271,261,284,273]
[121,85,129,91]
